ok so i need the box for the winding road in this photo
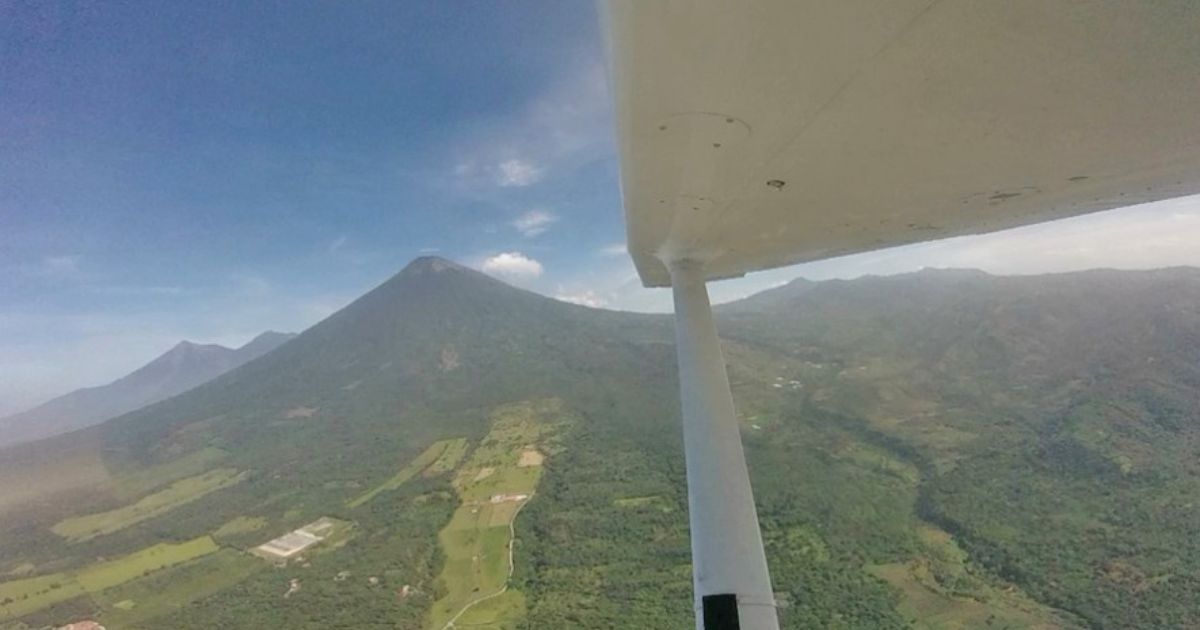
[439,494,532,630]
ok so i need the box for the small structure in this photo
[254,517,340,561]
[256,530,322,559]
[489,493,529,504]
[57,622,105,630]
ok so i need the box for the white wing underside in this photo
[606,0,1200,286]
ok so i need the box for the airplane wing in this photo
[604,3,1200,628]
[606,0,1200,286]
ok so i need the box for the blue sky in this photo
[3,1,1200,414]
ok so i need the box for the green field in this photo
[0,573,87,622]
[613,494,672,511]
[451,402,563,505]
[831,442,921,485]
[213,516,268,539]
[0,537,219,622]
[427,400,562,630]
[52,468,246,542]
[433,518,513,623]
[111,447,229,499]
[867,526,1075,630]
[95,549,261,628]
[347,438,465,508]
[452,588,526,629]
[424,438,469,477]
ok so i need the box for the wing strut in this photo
[669,259,779,630]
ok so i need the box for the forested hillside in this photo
[719,267,1200,629]
[0,259,1196,629]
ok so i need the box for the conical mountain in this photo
[0,258,683,626]
[98,256,674,485]
[5,262,1200,630]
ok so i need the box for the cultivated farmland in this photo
[52,468,246,542]
[0,536,219,622]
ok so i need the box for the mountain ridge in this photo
[0,331,297,448]
[2,260,1199,629]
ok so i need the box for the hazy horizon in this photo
[3,4,1200,628]
[4,242,1199,417]
[4,0,1200,414]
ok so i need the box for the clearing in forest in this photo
[94,548,261,628]
[251,517,352,562]
[427,399,569,630]
[347,437,468,508]
[0,536,219,622]
[613,494,672,512]
[213,515,268,539]
[517,448,544,467]
[110,446,230,499]
[51,468,247,542]
[868,525,1084,630]
[425,438,469,477]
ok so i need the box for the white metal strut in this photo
[669,259,779,630]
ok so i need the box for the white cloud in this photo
[481,252,544,279]
[496,158,543,187]
[598,243,627,257]
[20,255,82,280]
[554,289,608,308]
[328,235,348,254]
[323,234,382,266]
[42,255,80,276]
[449,59,612,194]
[512,209,558,237]
[229,272,272,297]
[546,255,668,313]
[88,285,184,296]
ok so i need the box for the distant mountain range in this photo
[0,331,296,447]
[1,258,1198,629]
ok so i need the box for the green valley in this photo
[428,399,568,629]
[0,260,1197,629]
